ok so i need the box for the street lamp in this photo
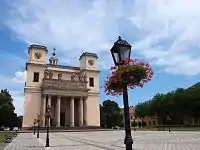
[45,105,51,147]
[133,119,136,131]
[166,116,171,132]
[110,36,133,150]
[37,115,40,138]
[33,119,37,135]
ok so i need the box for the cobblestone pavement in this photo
[3,131,200,150]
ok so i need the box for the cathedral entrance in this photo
[60,112,65,126]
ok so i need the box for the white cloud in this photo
[0,75,24,116]
[129,0,200,74]
[12,71,26,83]
[10,90,24,116]
[3,0,200,75]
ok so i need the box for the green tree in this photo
[135,83,200,126]
[0,89,17,127]
[17,116,23,128]
[100,100,123,128]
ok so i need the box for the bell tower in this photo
[79,52,98,70]
[79,52,100,126]
[28,44,48,64]
[23,44,48,128]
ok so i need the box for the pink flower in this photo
[126,68,129,72]
[130,76,134,80]
[112,71,117,75]
[139,83,144,88]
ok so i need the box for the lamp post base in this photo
[124,136,133,150]
[46,138,49,147]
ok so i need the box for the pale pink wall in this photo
[22,90,41,127]
[87,95,100,126]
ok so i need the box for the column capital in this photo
[70,96,75,99]
[83,97,88,101]
[57,95,61,99]
[41,94,46,98]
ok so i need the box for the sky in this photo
[0,0,200,116]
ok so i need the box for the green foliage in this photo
[100,100,123,128]
[0,89,21,127]
[135,84,200,125]
[131,120,137,127]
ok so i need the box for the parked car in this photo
[4,127,10,131]
[13,127,19,131]
[112,126,120,130]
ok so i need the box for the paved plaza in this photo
[3,131,200,150]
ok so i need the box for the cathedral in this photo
[22,45,100,128]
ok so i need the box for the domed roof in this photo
[49,48,58,60]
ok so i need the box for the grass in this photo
[0,132,14,143]
[134,126,200,131]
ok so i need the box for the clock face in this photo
[88,59,94,66]
[34,52,42,59]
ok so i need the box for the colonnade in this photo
[41,95,87,127]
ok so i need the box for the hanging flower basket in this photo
[104,58,153,96]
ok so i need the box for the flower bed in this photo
[104,58,153,96]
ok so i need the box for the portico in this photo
[41,95,87,127]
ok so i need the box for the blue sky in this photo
[0,0,200,116]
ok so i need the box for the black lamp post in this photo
[133,119,136,131]
[37,115,40,138]
[110,36,133,150]
[45,105,51,147]
[166,116,171,132]
[33,119,37,135]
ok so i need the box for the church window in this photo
[89,77,94,87]
[33,72,39,82]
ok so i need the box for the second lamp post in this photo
[167,116,171,132]
[37,115,40,138]
[45,105,51,147]
[110,36,133,150]
[33,119,37,135]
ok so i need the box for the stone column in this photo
[42,95,46,127]
[83,97,88,126]
[47,95,51,126]
[70,97,75,127]
[78,97,83,126]
[56,96,61,127]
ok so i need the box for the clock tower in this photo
[28,44,48,64]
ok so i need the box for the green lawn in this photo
[134,126,200,131]
[0,132,13,143]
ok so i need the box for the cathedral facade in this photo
[22,45,100,128]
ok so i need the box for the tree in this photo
[100,100,123,128]
[0,89,18,127]
[134,83,200,126]
[17,116,23,128]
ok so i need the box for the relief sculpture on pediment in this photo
[49,71,53,79]
[71,73,76,81]
[83,72,87,82]
[58,73,62,80]
[79,74,83,82]
[44,70,49,79]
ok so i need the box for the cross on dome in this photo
[49,48,58,65]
